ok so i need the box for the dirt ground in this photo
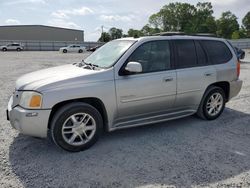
[0,50,250,188]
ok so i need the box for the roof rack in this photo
[154,32,185,36]
[153,32,217,37]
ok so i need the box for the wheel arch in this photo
[48,97,109,131]
[208,81,230,102]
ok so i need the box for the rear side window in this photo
[201,40,232,64]
[195,41,208,66]
[174,40,197,68]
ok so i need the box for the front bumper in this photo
[229,79,243,100]
[7,96,51,138]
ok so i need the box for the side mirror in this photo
[124,62,142,74]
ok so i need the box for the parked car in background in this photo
[234,47,245,60]
[7,35,242,152]
[87,45,102,52]
[1,43,24,51]
[59,45,86,53]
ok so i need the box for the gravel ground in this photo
[0,50,250,188]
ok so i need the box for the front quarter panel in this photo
[41,70,117,129]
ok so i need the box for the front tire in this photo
[16,48,21,51]
[2,48,7,52]
[197,86,226,120]
[78,49,83,53]
[63,49,67,53]
[50,103,103,152]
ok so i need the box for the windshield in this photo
[84,40,135,68]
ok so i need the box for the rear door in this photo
[174,39,216,110]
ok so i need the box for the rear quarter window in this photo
[201,40,232,64]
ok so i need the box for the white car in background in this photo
[59,45,86,53]
[1,43,24,51]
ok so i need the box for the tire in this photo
[16,48,21,51]
[50,102,103,152]
[78,49,83,53]
[63,49,67,53]
[2,48,7,52]
[196,86,226,120]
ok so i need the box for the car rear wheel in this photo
[16,48,21,51]
[50,102,102,152]
[197,86,226,120]
[63,49,67,53]
[78,49,83,53]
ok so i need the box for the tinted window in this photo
[175,40,197,68]
[128,41,171,73]
[201,40,232,64]
[195,41,208,65]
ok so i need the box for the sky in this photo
[0,0,249,41]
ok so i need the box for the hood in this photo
[16,64,110,91]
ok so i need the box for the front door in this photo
[115,40,177,126]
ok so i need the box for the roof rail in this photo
[153,32,217,38]
[154,32,185,36]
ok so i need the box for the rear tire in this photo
[50,102,103,152]
[197,86,226,120]
[16,48,21,51]
[78,49,83,53]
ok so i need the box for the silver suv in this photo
[7,36,242,152]
[1,43,24,51]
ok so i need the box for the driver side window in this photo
[127,40,171,73]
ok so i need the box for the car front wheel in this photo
[63,49,67,53]
[2,48,7,52]
[197,86,226,120]
[50,103,103,152]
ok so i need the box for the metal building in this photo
[0,25,84,42]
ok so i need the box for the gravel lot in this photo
[0,50,250,188]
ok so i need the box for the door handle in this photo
[204,73,213,76]
[163,77,173,82]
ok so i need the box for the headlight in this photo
[19,91,43,109]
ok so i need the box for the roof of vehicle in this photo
[118,35,226,42]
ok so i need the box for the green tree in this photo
[141,24,161,35]
[217,11,239,39]
[193,2,217,34]
[148,3,196,33]
[231,31,240,39]
[242,11,250,37]
[109,27,123,40]
[98,32,111,42]
[127,29,143,38]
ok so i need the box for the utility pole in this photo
[83,29,84,42]
[101,25,104,42]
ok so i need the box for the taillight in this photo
[237,61,240,78]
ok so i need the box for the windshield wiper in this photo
[79,60,99,70]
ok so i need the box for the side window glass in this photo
[195,41,208,66]
[128,41,171,73]
[201,40,232,64]
[175,40,197,69]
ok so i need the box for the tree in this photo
[98,32,111,42]
[149,3,196,33]
[193,2,217,34]
[242,11,250,37]
[141,24,161,35]
[217,11,239,39]
[127,29,143,38]
[109,27,123,40]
